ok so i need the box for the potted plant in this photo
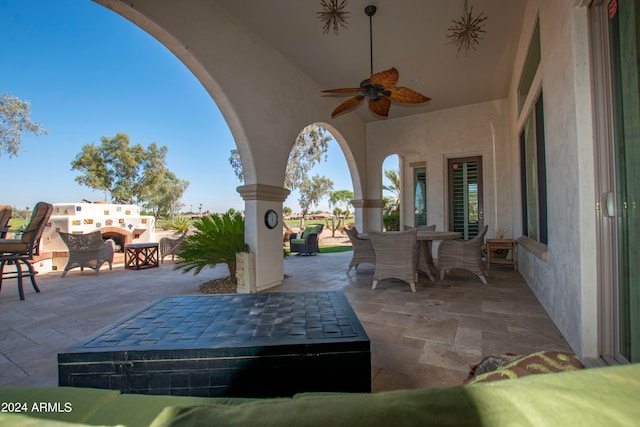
[174,211,249,293]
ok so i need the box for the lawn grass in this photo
[7,218,29,229]
[319,245,353,253]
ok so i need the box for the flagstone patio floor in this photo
[0,251,571,392]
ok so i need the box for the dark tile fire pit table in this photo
[58,292,371,397]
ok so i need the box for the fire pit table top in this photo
[61,291,369,354]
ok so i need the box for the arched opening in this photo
[284,123,361,253]
[2,1,247,215]
[381,152,428,231]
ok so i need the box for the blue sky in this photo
[0,0,365,214]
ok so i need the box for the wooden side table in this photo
[124,242,159,270]
[486,239,517,270]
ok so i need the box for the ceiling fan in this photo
[322,5,431,119]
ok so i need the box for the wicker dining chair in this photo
[344,226,376,273]
[369,229,419,293]
[437,225,489,284]
[160,231,187,263]
[59,231,115,277]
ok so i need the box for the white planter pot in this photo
[236,252,256,293]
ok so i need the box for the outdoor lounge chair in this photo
[159,231,187,263]
[0,202,53,300]
[0,205,11,238]
[59,231,115,277]
[344,226,376,273]
[438,225,489,284]
[369,229,419,293]
[289,224,324,255]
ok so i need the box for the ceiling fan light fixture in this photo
[321,5,430,119]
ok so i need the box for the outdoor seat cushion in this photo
[0,238,29,253]
[290,238,307,245]
[1,364,639,427]
[465,351,584,384]
[149,363,640,427]
[301,226,321,239]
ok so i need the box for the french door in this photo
[593,0,640,363]
[448,156,483,239]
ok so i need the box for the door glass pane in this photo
[449,158,482,239]
[609,0,640,362]
[414,168,427,227]
[521,113,539,240]
[518,20,541,114]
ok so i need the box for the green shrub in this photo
[383,213,400,231]
[174,212,248,281]
[169,215,191,233]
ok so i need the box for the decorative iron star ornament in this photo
[447,0,487,54]
[317,0,350,35]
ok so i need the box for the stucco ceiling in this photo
[215,0,527,122]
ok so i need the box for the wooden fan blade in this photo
[369,67,399,87]
[388,86,431,104]
[322,87,363,95]
[368,96,391,117]
[331,96,365,118]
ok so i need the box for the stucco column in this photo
[237,184,290,292]
[351,199,385,232]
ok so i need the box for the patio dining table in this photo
[358,230,462,282]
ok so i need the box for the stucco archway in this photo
[92,0,368,291]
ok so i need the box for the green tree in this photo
[143,170,190,219]
[329,189,354,217]
[284,124,331,190]
[326,189,353,237]
[71,132,178,205]
[298,175,334,221]
[383,169,401,214]
[174,212,248,281]
[229,124,334,228]
[229,124,331,188]
[0,93,48,157]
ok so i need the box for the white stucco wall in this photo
[367,100,512,237]
[508,0,599,358]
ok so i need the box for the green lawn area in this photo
[319,245,352,253]
[7,218,29,229]
[9,216,352,252]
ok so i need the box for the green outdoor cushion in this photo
[0,387,122,425]
[0,413,118,427]
[290,239,307,245]
[0,387,251,427]
[300,226,321,239]
[149,364,640,427]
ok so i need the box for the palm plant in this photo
[382,169,400,214]
[169,214,191,234]
[174,212,248,281]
